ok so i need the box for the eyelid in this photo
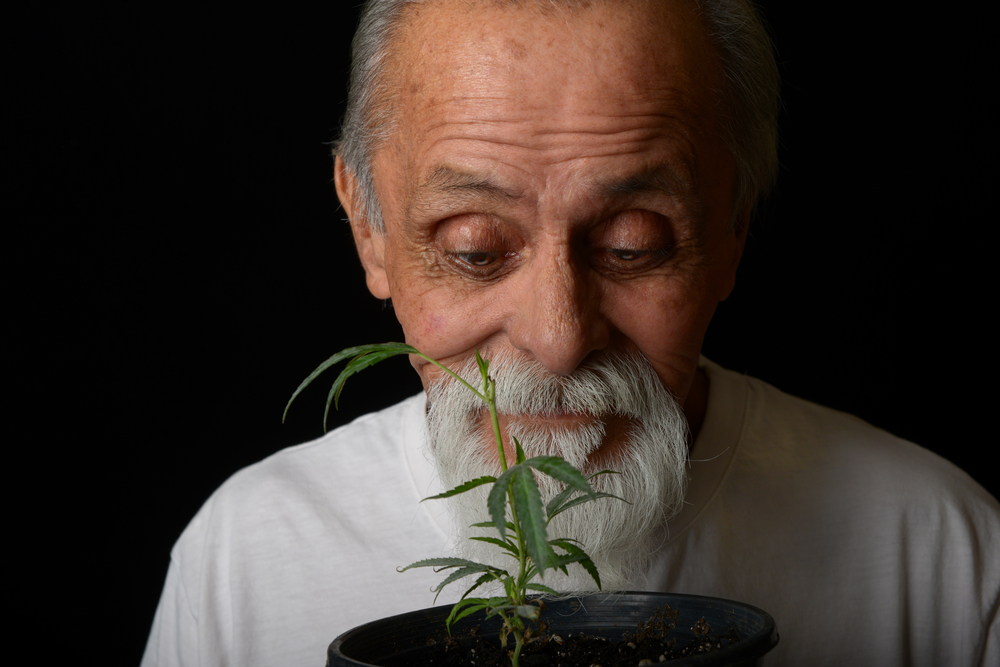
[589,209,674,271]
[443,248,518,279]
[609,248,651,261]
[453,250,500,265]
[594,244,672,271]
[434,212,522,278]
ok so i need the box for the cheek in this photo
[380,235,517,389]
[605,281,718,395]
[388,277,507,388]
[425,312,448,334]
[390,284,452,348]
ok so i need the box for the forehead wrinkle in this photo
[416,127,679,167]
[431,109,690,138]
[423,84,693,133]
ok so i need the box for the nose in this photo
[506,244,609,375]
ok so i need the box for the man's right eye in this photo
[444,249,515,279]
[434,214,519,277]
[455,251,500,267]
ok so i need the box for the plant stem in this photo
[420,349,529,667]
[484,376,529,667]
[512,632,525,666]
[414,352,488,404]
[486,377,508,472]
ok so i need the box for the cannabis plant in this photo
[285,343,620,667]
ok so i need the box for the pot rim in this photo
[329,591,779,667]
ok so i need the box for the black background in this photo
[16,2,994,664]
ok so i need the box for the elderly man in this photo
[142,0,999,665]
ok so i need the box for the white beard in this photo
[427,349,690,593]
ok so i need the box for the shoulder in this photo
[146,393,447,665]
[703,359,994,508]
[173,393,428,565]
[215,393,424,504]
[700,358,1000,584]
[709,359,1000,590]
[694,360,1000,664]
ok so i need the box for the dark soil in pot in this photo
[329,592,778,667]
[411,605,742,666]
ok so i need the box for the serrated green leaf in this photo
[548,541,601,590]
[469,536,519,556]
[422,476,497,501]
[549,552,586,568]
[433,566,497,601]
[445,598,489,633]
[523,456,596,498]
[326,349,408,424]
[543,467,625,518]
[488,469,514,540]
[580,559,603,590]
[510,466,555,574]
[544,485,576,519]
[524,583,561,596]
[460,574,498,600]
[513,435,526,464]
[283,344,413,422]
[398,557,489,572]
[451,602,489,627]
[547,537,582,549]
[471,520,516,532]
[547,491,623,522]
[283,342,417,431]
[503,574,516,601]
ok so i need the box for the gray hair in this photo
[336,0,780,232]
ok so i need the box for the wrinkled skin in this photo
[337,0,747,464]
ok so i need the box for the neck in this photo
[683,366,709,445]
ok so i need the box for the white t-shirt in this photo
[141,359,1000,666]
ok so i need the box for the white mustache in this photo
[430,349,678,422]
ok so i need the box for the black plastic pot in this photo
[328,591,778,666]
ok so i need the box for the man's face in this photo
[341,0,745,463]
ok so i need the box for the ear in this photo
[335,155,391,299]
[719,204,750,302]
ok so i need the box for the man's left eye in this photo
[608,249,649,262]
[593,245,671,274]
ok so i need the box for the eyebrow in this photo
[420,166,524,203]
[595,166,691,199]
